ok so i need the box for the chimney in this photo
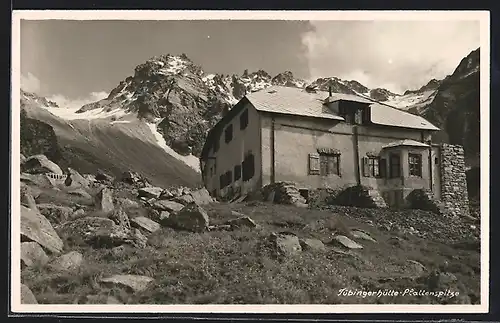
[329,85,332,96]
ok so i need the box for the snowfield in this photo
[146,122,201,173]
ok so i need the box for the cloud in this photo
[301,20,480,93]
[21,72,41,93]
[47,91,109,110]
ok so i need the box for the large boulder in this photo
[49,251,84,272]
[269,232,302,257]
[37,204,73,225]
[189,188,214,205]
[21,242,49,268]
[138,187,164,199]
[94,187,114,213]
[21,154,63,175]
[152,200,184,213]
[225,213,258,229]
[166,202,210,232]
[21,205,63,254]
[58,217,130,248]
[21,284,38,304]
[99,275,154,293]
[95,170,114,183]
[64,168,90,188]
[131,216,160,234]
[68,188,93,200]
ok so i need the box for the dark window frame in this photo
[242,152,255,181]
[367,156,380,177]
[389,153,401,178]
[318,153,341,176]
[240,109,249,130]
[409,153,423,177]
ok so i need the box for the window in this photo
[234,164,242,181]
[409,153,422,177]
[363,156,381,177]
[225,124,233,143]
[219,170,233,189]
[434,157,439,165]
[309,152,340,176]
[242,152,255,181]
[319,153,340,176]
[240,109,249,130]
[389,153,401,178]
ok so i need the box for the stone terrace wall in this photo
[440,144,470,217]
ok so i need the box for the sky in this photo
[20,19,480,107]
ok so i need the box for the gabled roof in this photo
[245,85,440,131]
[382,139,430,149]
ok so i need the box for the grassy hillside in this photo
[22,105,202,188]
[21,184,480,305]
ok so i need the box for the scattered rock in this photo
[37,204,73,225]
[226,214,258,229]
[116,198,140,209]
[152,200,185,213]
[95,170,114,183]
[109,208,131,229]
[95,187,114,213]
[21,284,38,304]
[68,188,93,200]
[350,229,377,242]
[131,216,160,234]
[99,274,154,293]
[158,189,174,200]
[407,260,427,276]
[59,217,129,248]
[20,153,26,163]
[138,187,163,199]
[20,184,38,211]
[208,224,232,231]
[173,194,195,205]
[121,171,142,184]
[331,235,363,249]
[127,228,148,248]
[270,232,302,257]
[49,251,84,272]
[159,211,171,223]
[189,188,214,205]
[20,173,57,188]
[21,242,49,268]
[260,182,307,205]
[167,202,210,232]
[299,238,326,252]
[65,168,90,188]
[21,205,63,254]
[22,154,63,175]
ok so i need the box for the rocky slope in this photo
[20,91,202,188]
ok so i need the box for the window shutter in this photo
[379,158,387,178]
[308,153,320,175]
[362,157,370,177]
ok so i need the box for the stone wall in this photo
[440,144,470,217]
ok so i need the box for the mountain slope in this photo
[20,91,202,188]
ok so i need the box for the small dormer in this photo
[324,86,371,125]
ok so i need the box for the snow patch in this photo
[40,105,129,121]
[145,122,201,173]
[110,120,131,124]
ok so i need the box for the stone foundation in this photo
[440,144,470,217]
[406,189,445,215]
